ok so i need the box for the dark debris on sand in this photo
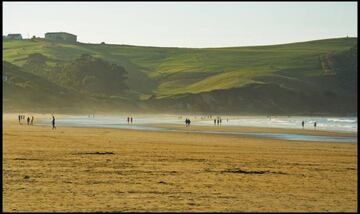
[75,152,115,155]
[221,168,287,175]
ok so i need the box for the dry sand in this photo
[3,114,358,212]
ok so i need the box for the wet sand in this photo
[3,114,358,212]
[151,123,357,137]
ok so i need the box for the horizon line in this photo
[9,35,357,49]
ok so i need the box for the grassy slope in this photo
[4,37,356,97]
[3,37,357,114]
[2,61,82,112]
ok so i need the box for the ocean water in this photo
[196,116,357,133]
[38,115,357,143]
[40,115,357,132]
[40,115,358,132]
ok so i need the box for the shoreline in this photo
[5,113,357,140]
[34,123,357,143]
[150,123,357,137]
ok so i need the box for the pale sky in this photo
[2,1,358,48]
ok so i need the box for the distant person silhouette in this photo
[52,115,56,130]
[27,117,30,125]
[31,116,34,125]
[314,122,317,130]
[131,117,133,124]
[302,121,305,129]
[18,115,21,124]
[214,119,216,125]
[127,117,130,124]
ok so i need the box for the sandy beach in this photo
[3,114,358,212]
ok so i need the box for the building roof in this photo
[45,32,77,37]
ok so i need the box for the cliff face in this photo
[147,82,356,115]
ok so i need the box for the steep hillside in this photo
[3,60,137,113]
[3,61,80,112]
[2,37,357,115]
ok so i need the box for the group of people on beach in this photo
[127,117,133,124]
[18,114,56,129]
[214,117,223,125]
[185,118,191,127]
[17,114,56,129]
[214,117,229,125]
[18,115,34,126]
[181,115,229,127]
[302,120,317,130]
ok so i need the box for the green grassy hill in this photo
[3,37,357,115]
[3,61,80,112]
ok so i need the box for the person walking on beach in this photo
[214,119,216,125]
[52,115,56,130]
[27,117,30,125]
[314,121,317,130]
[130,117,133,124]
[31,116,34,125]
[18,115,21,124]
[302,121,305,129]
[127,117,130,124]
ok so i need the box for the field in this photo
[3,114,357,212]
[3,37,357,97]
[3,37,357,114]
